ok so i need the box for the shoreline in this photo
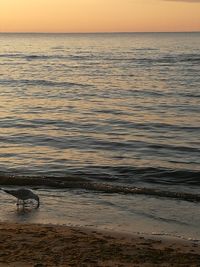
[0,222,200,266]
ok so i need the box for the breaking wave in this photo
[0,173,200,203]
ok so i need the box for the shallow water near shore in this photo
[1,187,200,241]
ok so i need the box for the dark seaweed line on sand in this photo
[1,176,200,203]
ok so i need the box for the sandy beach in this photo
[0,222,200,267]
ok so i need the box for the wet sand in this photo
[0,222,200,267]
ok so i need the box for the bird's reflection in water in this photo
[14,201,40,222]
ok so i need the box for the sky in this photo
[0,0,200,33]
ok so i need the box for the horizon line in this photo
[0,31,200,34]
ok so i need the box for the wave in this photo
[0,130,199,155]
[0,53,63,60]
[1,52,199,65]
[0,51,200,71]
[0,173,200,203]
[0,78,90,88]
[0,53,94,61]
[78,166,200,187]
[0,53,23,58]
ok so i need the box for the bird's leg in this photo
[22,202,25,212]
[16,198,20,206]
[24,200,29,207]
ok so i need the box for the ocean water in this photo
[0,33,200,239]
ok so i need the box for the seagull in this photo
[1,188,40,208]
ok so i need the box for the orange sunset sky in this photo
[0,0,200,33]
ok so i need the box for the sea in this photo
[0,32,200,240]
